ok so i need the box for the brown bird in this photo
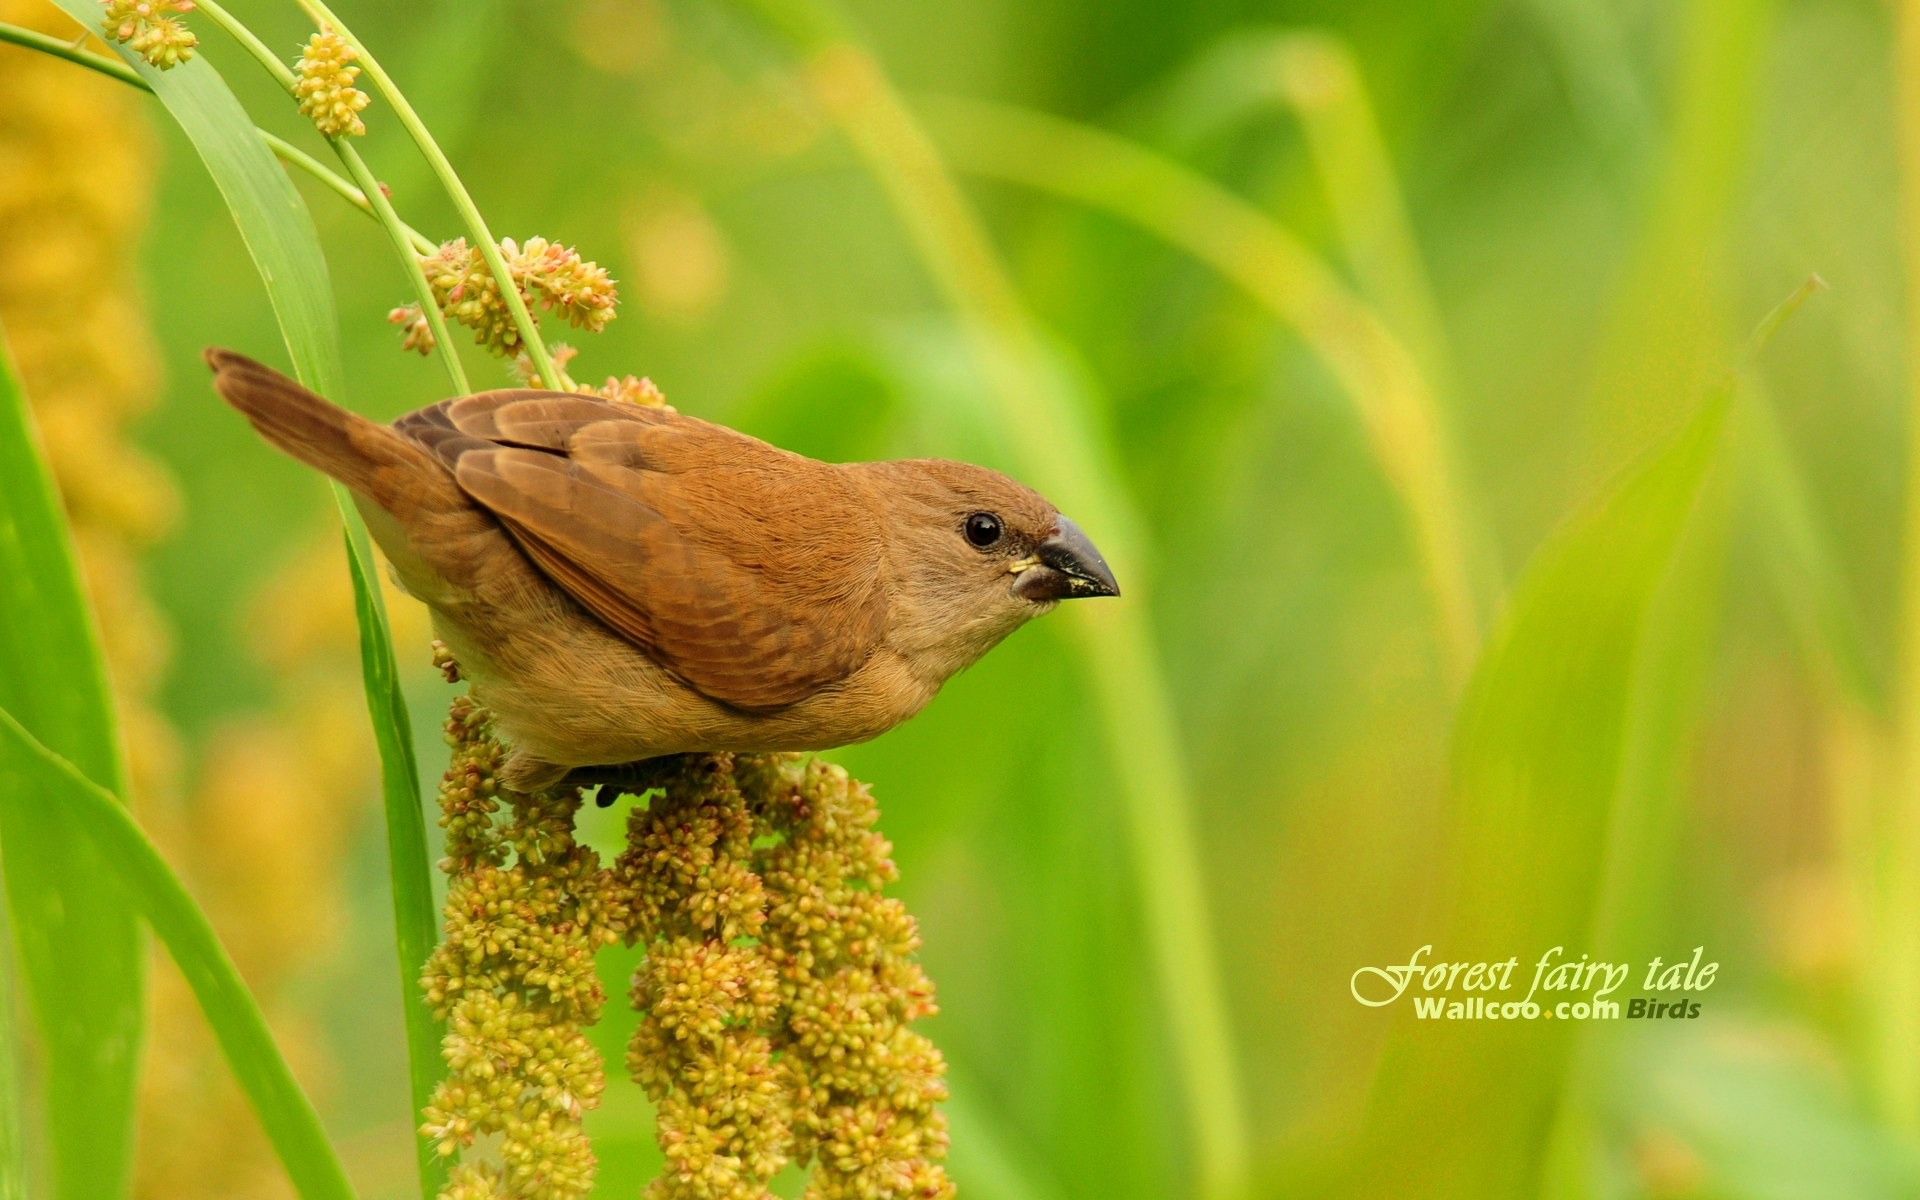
[205,349,1118,790]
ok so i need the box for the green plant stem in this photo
[928,95,1480,685]
[333,144,469,392]
[194,5,457,1186]
[728,6,1251,1196]
[0,20,145,84]
[297,0,562,388]
[194,0,293,86]
[257,130,437,254]
[11,12,448,1183]
[334,512,443,1200]
[0,711,357,1200]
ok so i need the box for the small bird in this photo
[205,349,1118,790]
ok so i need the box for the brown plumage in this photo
[205,349,1118,789]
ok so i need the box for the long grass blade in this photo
[1356,394,1729,1196]
[1737,385,1881,709]
[1533,398,1739,1194]
[43,4,444,1189]
[926,94,1482,685]
[0,331,143,1198]
[1155,30,1460,403]
[0,710,357,1200]
[338,515,441,1198]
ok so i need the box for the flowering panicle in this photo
[101,0,197,70]
[293,29,370,139]
[388,303,433,354]
[416,702,946,1198]
[619,757,793,1199]
[617,755,953,1200]
[513,342,581,385]
[420,695,625,1200]
[397,237,617,357]
[510,345,674,411]
[745,756,954,1200]
[595,372,671,409]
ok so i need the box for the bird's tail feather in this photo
[204,347,454,523]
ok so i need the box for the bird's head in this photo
[854,458,1119,683]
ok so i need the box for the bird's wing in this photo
[395,391,888,711]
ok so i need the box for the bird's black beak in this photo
[1013,515,1121,602]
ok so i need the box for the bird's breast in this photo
[439,599,940,770]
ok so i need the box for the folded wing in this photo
[395,391,887,711]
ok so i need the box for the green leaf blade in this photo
[0,328,143,1199]
[337,508,442,1194]
[0,710,356,1200]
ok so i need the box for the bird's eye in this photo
[964,511,1004,549]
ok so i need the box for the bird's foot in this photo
[564,756,690,806]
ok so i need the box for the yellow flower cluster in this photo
[420,696,625,1200]
[747,755,953,1200]
[394,236,618,357]
[511,345,674,410]
[595,372,671,409]
[620,754,954,1200]
[620,756,793,1199]
[390,302,434,354]
[416,691,947,1198]
[100,0,198,70]
[292,28,370,140]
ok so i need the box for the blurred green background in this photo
[12,0,1920,1195]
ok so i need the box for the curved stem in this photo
[0,21,149,88]
[334,147,470,406]
[257,130,437,254]
[190,13,463,1194]
[195,0,295,87]
[134,9,457,1194]
[297,0,561,388]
